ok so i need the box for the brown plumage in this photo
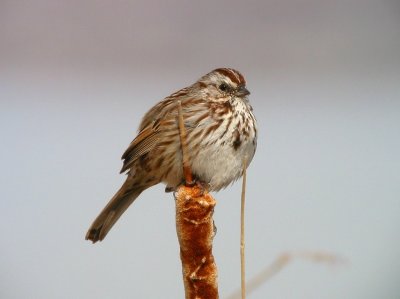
[86,68,257,243]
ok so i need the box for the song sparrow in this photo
[86,68,257,243]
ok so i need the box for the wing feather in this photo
[119,94,203,174]
[120,126,160,173]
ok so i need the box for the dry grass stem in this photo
[227,251,346,299]
[177,100,193,185]
[240,157,247,299]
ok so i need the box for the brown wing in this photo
[120,124,160,173]
[120,90,196,173]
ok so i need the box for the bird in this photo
[86,68,257,243]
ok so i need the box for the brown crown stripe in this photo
[214,68,246,85]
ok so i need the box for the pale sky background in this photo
[1,1,400,298]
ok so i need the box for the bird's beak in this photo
[236,85,250,97]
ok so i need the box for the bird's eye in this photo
[219,83,229,92]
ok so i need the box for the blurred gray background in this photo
[1,1,399,298]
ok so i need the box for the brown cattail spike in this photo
[175,185,219,299]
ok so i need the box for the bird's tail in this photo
[85,178,147,243]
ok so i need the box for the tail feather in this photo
[86,178,146,243]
